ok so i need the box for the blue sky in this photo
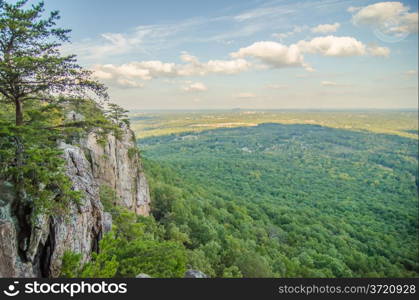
[42,0,418,109]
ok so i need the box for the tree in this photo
[106,103,130,126]
[0,1,107,122]
[0,0,107,258]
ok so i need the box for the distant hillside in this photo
[130,110,418,139]
[140,124,419,277]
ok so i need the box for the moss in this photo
[128,147,138,160]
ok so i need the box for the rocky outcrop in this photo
[0,125,151,277]
[83,125,150,215]
[136,273,151,278]
[184,270,208,278]
[133,270,209,278]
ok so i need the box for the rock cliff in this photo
[0,125,150,277]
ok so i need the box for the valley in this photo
[134,111,419,277]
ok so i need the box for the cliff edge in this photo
[0,124,150,277]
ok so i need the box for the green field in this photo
[130,110,418,139]
[133,111,419,277]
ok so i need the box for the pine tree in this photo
[0,0,108,258]
[106,103,130,126]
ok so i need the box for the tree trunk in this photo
[15,98,23,126]
[13,98,31,260]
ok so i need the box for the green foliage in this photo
[87,185,188,278]
[235,252,273,278]
[0,0,108,107]
[127,147,138,160]
[60,251,83,278]
[99,184,119,213]
[0,102,82,218]
[116,239,186,277]
[222,266,243,278]
[0,0,106,239]
[150,182,182,221]
[141,123,419,278]
[80,232,119,278]
[106,103,130,127]
[60,207,188,278]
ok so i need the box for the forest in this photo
[0,0,417,279]
[138,122,418,277]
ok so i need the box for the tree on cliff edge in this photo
[0,0,107,258]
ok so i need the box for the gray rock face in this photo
[103,212,113,233]
[47,143,104,277]
[135,273,151,278]
[83,125,151,216]
[0,126,151,277]
[184,270,208,278]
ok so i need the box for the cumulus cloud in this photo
[92,36,389,88]
[230,36,388,72]
[350,2,418,35]
[92,53,251,87]
[234,92,257,99]
[182,82,208,92]
[296,36,367,57]
[115,79,144,88]
[367,44,391,57]
[231,41,307,69]
[178,53,251,76]
[92,61,175,82]
[311,23,341,34]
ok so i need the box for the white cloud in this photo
[405,70,418,76]
[272,25,308,40]
[182,82,208,92]
[351,2,418,35]
[347,6,361,13]
[272,32,291,40]
[321,81,338,86]
[92,35,389,89]
[92,61,175,82]
[92,68,114,80]
[115,79,144,88]
[367,45,391,57]
[311,23,341,34]
[179,52,251,75]
[91,53,251,87]
[231,41,306,69]
[234,92,257,99]
[178,53,251,76]
[321,81,353,87]
[297,36,367,57]
[230,36,387,72]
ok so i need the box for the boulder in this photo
[184,270,208,278]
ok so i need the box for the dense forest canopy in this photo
[0,0,417,279]
[140,122,418,277]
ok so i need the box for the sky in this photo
[40,0,418,110]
